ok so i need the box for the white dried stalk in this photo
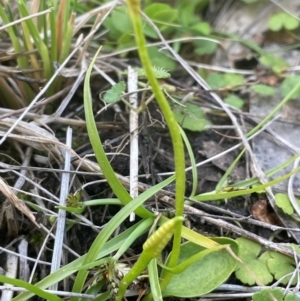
[18,239,29,282]
[1,251,18,301]
[128,66,139,222]
[49,127,72,290]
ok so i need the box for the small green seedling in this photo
[56,188,85,214]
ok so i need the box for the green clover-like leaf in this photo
[266,250,298,285]
[259,54,289,74]
[268,12,299,31]
[235,237,273,285]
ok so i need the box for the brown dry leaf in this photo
[251,199,282,226]
[0,177,39,228]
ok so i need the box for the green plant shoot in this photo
[126,0,186,293]
[115,216,184,301]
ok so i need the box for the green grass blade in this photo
[247,77,300,137]
[49,0,57,63]
[59,13,75,63]
[178,125,198,197]
[148,258,163,301]
[230,152,300,189]
[70,176,175,300]
[194,163,300,201]
[0,275,63,301]
[113,218,153,260]
[18,0,53,81]
[12,222,143,301]
[215,148,246,192]
[0,5,27,68]
[83,47,152,219]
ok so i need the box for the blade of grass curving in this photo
[84,46,152,219]
[60,13,75,63]
[113,218,153,260]
[83,198,122,207]
[178,125,198,197]
[0,5,27,69]
[92,291,110,301]
[21,20,41,78]
[215,148,246,192]
[247,79,300,137]
[38,1,46,38]
[194,163,300,201]
[18,0,53,82]
[55,0,65,61]
[12,221,144,301]
[63,0,71,38]
[0,275,63,301]
[230,152,300,189]
[70,176,175,300]
[49,0,57,63]
[0,4,33,103]
[148,258,163,301]
[126,0,185,290]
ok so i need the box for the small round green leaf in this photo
[206,73,227,89]
[268,12,299,31]
[190,22,211,35]
[250,84,276,96]
[162,239,237,297]
[224,95,244,109]
[194,40,217,55]
[173,103,210,132]
[259,54,289,74]
[148,47,176,71]
[206,73,244,89]
[280,75,300,99]
[143,3,177,38]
